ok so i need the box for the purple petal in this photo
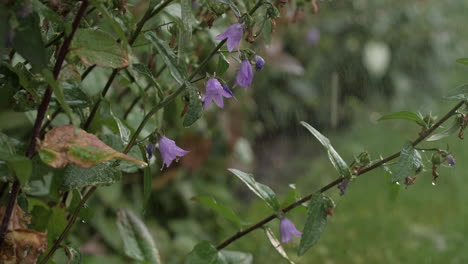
[221,85,233,98]
[236,60,253,89]
[279,218,302,243]
[213,94,224,108]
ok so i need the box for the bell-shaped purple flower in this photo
[337,178,349,196]
[215,23,244,52]
[446,154,456,167]
[146,143,156,160]
[222,84,234,97]
[235,60,253,89]
[280,217,302,243]
[254,55,265,71]
[203,78,232,109]
[158,136,189,169]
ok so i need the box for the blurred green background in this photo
[2,0,468,263]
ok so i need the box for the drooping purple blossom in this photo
[307,28,320,45]
[446,154,456,167]
[222,84,234,97]
[146,143,156,160]
[158,136,189,169]
[214,22,244,52]
[279,217,302,243]
[337,178,349,196]
[254,55,265,71]
[235,60,253,89]
[202,78,233,109]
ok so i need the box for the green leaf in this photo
[281,184,307,214]
[300,122,350,177]
[228,168,280,211]
[392,142,422,183]
[93,2,128,50]
[145,31,186,85]
[12,12,48,68]
[378,111,427,127]
[130,64,164,98]
[426,117,460,141]
[445,83,468,100]
[47,206,68,244]
[216,250,253,264]
[264,227,295,264]
[185,241,218,264]
[70,29,129,69]
[183,84,203,127]
[62,81,90,108]
[192,196,242,227]
[117,209,161,264]
[215,0,241,17]
[298,193,328,256]
[31,0,68,33]
[42,69,78,126]
[382,165,400,201]
[60,163,121,191]
[179,0,193,63]
[456,58,468,65]
[216,53,230,76]
[109,106,130,145]
[0,152,32,186]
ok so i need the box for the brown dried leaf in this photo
[37,125,147,168]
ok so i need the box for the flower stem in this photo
[216,100,466,250]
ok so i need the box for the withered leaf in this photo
[37,125,147,168]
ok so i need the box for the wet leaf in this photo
[445,83,468,100]
[216,53,230,76]
[117,209,161,264]
[216,250,253,264]
[426,117,460,141]
[70,29,129,69]
[301,122,350,178]
[61,163,121,191]
[185,241,218,264]
[37,125,147,168]
[378,110,427,127]
[298,193,328,256]
[392,142,422,183]
[228,168,280,211]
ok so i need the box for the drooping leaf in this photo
[185,241,218,264]
[179,0,193,63]
[382,165,400,201]
[264,227,295,264]
[300,122,350,177]
[298,193,330,256]
[192,196,242,227]
[70,29,129,69]
[215,0,241,17]
[37,125,147,168]
[0,152,32,186]
[426,117,460,141]
[145,31,187,85]
[183,84,203,127]
[378,110,427,127]
[117,209,161,264]
[445,83,468,100]
[216,53,230,76]
[216,250,253,264]
[456,58,468,65]
[228,168,280,211]
[109,106,131,145]
[61,163,121,191]
[139,145,152,207]
[12,12,48,68]
[392,142,422,183]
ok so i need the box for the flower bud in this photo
[254,55,265,71]
[431,152,441,165]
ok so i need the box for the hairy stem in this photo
[216,100,465,250]
[0,0,90,247]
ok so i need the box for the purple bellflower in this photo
[236,60,253,89]
[280,217,302,243]
[146,143,156,160]
[215,22,244,52]
[254,55,265,71]
[158,136,189,169]
[446,154,456,167]
[203,78,233,109]
[337,178,350,196]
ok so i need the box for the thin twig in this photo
[215,100,465,250]
[0,0,90,247]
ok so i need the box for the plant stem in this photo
[38,186,97,264]
[0,0,90,247]
[83,0,175,129]
[216,100,465,250]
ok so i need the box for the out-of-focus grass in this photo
[219,101,468,264]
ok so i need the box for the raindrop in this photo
[432,182,436,186]
[81,220,87,224]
